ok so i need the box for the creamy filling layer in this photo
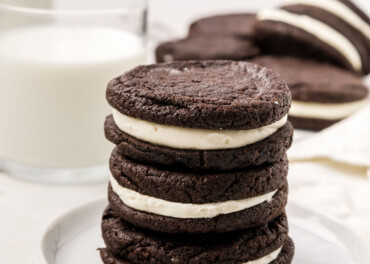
[112,109,287,150]
[110,176,277,219]
[243,247,283,264]
[284,0,370,41]
[257,9,362,71]
[290,99,368,120]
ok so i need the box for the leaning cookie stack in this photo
[255,0,370,75]
[154,0,370,131]
[253,0,370,130]
[100,60,295,263]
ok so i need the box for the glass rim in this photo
[0,0,147,16]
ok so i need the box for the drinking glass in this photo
[0,0,147,184]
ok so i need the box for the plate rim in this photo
[39,198,370,264]
[39,196,106,264]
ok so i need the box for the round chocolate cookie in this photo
[188,13,257,39]
[281,4,370,74]
[252,56,369,130]
[334,0,370,59]
[155,36,260,63]
[255,3,370,75]
[100,208,294,264]
[252,56,368,103]
[105,115,293,171]
[107,181,288,234]
[254,18,355,72]
[286,0,370,57]
[288,116,337,131]
[110,147,288,204]
[106,60,291,130]
[100,238,294,264]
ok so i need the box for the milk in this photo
[0,25,146,167]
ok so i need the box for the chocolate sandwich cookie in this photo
[155,36,260,63]
[100,209,294,264]
[188,13,257,39]
[106,61,292,170]
[284,0,370,57]
[255,0,370,75]
[281,3,370,74]
[105,115,293,171]
[252,56,369,130]
[107,148,288,234]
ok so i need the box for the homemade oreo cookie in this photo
[105,60,292,171]
[105,115,293,171]
[100,208,294,264]
[255,0,370,75]
[107,148,288,233]
[155,36,260,63]
[188,13,257,39]
[252,56,368,130]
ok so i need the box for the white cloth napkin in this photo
[288,102,370,243]
[289,160,370,242]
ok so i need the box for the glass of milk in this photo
[0,0,147,183]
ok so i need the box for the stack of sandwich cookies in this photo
[155,14,260,63]
[101,60,294,263]
[252,56,369,130]
[255,0,370,75]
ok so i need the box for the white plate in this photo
[40,198,370,264]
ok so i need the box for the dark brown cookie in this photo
[282,4,370,74]
[105,115,293,171]
[252,56,368,130]
[328,0,370,57]
[251,56,368,103]
[155,36,260,63]
[107,182,288,234]
[100,237,294,264]
[106,61,291,130]
[109,147,288,204]
[188,13,257,39]
[100,250,131,264]
[255,3,370,75]
[100,208,293,264]
[288,116,338,131]
[254,19,356,73]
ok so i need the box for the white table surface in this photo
[0,174,106,264]
[1,1,370,263]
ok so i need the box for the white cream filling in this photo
[112,109,287,150]
[284,0,370,41]
[257,9,362,71]
[290,99,368,120]
[110,176,277,219]
[243,247,282,264]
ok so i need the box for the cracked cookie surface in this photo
[106,61,291,130]
[109,147,288,204]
